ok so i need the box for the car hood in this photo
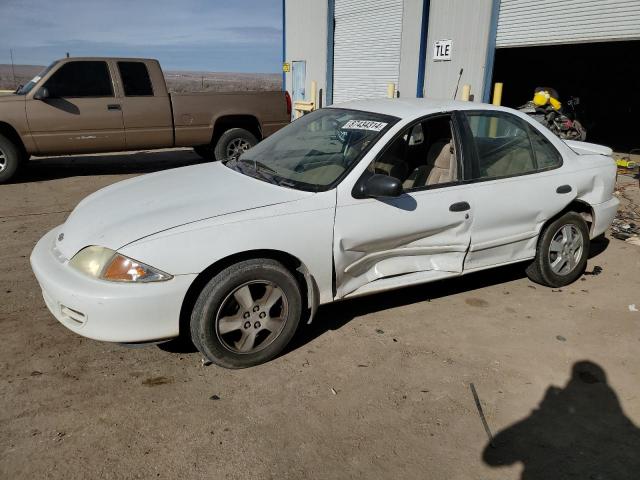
[56,162,312,259]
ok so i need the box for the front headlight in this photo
[69,246,172,283]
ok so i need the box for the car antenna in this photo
[453,68,464,100]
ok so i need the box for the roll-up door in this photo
[497,0,640,48]
[332,0,404,104]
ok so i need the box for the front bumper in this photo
[30,226,197,343]
[591,196,619,238]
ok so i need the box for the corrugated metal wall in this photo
[497,0,640,47]
[332,0,404,104]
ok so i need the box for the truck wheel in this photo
[213,128,258,161]
[0,134,21,183]
[190,258,302,369]
[526,212,590,288]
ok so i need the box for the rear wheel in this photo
[190,259,302,369]
[0,134,22,183]
[213,128,258,161]
[526,212,590,287]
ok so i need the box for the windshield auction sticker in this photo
[342,120,388,132]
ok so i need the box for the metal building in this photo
[284,0,640,150]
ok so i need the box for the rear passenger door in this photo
[26,60,126,154]
[117,61,173,150]
[461,110,570,271]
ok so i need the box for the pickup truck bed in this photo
[0,57,291,183]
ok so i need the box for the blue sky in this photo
[0,0,282,72]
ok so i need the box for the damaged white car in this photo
[31,99,618,368]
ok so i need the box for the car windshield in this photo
[16,61,58,95]
[227,108,398,191]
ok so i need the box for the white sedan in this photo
[31,99,618,368]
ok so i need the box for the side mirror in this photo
[354,173,403,199]
[33,87,50,100]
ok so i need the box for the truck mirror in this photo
[34,87,50,100]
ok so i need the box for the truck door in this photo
[116,61,173,150]
[26,60,126,155]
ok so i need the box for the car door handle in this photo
[556,185,572,194]
[107,104,121,111]
[449,201,471,212]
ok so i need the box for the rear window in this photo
[118,62,154,96]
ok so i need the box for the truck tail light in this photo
[285,90,292,116]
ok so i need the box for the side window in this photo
[369,115,458,191]
[466,112,536,179]
[44,61,113,98]
[528,125,562,169]
[118,62,154,96]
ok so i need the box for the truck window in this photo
[118,62,154,96]
[44,61,113,98]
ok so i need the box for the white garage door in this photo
[497,0,640,48]
[332,0,404,104]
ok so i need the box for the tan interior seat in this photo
[403,139,456,189]
[426,140,456,185]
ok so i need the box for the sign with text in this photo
[433,40,452,61]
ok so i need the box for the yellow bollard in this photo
[492,82,503,106]
[310,80,317,109]
[461,84,471,101]
[387,83,395,99]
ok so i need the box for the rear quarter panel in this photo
[170,91,289,146]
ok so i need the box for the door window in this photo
[466,112,537,179]
[44,61,113,98]
[118,62,154,96]
[368,115,458,191]
[528,125,562,169]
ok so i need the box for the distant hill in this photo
[0,64,280,92]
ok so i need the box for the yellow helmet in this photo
[533,91,549,106]
[549,97,562,110]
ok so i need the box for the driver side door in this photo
[333,112,473,298]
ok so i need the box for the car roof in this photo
[329,97,514,119]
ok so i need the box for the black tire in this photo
[193,145,215,160]
[0,134,22,183]
[526,212,590,287]
[190,259,302,369]
[213,128,258,162]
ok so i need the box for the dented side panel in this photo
[333,185,473,298]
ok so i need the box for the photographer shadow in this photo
[483,361,640,479]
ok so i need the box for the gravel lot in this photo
[1,151,639,479]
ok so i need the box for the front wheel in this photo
[190,259,302,369]
[526,212,590,287]
[0,134,22,184]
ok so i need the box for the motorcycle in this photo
[518,88,587,141]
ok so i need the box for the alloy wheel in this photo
[548,224,584,275]
[215,280,289,354]
[226,138,251,160]
[0,147,6,173]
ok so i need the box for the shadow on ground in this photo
[483,360,640,479]
[13,150,205,183]
[287,235,609,354]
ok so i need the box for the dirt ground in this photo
[1,151,639,479]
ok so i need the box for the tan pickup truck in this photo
[0,57,291,182]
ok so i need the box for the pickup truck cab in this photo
[0,57,290,182]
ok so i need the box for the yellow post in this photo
[461,84,471,101]
[492,82,503,106]
[310,80,317,109]
[387,83,395,98]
